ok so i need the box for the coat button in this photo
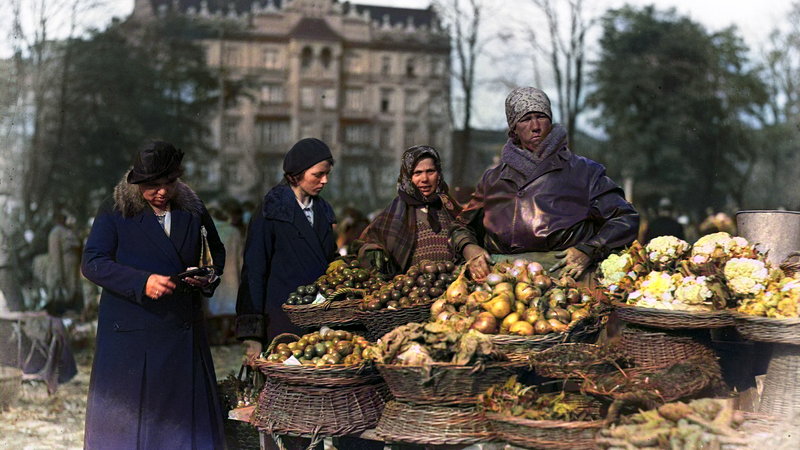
[517,191,524,197]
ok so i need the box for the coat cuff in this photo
[235,314,265,342]
[575,242,607,263]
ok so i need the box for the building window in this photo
[380,88,394,113]
[432,56,445,76]
[261,84,285,104]
[345,88,364,111]
[380,55,391,75]
[225,160,241,182]
[322,88,337,109]
[322,123,334,144]
[429,91,446,116]
[256,119,290,146]
[301,87,316,109]
[346,53,363,74]
[300,124,315,139]
[301,46,313,69]
[404,123,419,148]
[320,47,332,69]
[223,116,240,145]
[263,47,280,69]
[404,90,419,113]
[344,124,372,144]
[224,45,241,67]
[379,125,393,149]
[406,58,416,78]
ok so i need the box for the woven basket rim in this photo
[613,301,733,328]
[281,297,361,312]
[488,313,604,345]
[732,311,800,325]
[377,360,523,370]
[354,299,435,317]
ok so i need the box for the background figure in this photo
[45,212,83,315]
[642,197,685,244]
[206,201,245,344]
[336,207,369,256]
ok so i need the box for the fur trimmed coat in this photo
[81,178,225,450]
[236,183,337,343]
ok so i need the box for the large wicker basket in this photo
[374,400,493,445]
[613,302,733,329]
[377,361,523,406]
[252,333,381,387]
[757,343,800,418]
[355,301,434,342]
[281,298,362,329]
[733,313,800,345]
[488,313,606,355]
[487,413,605,450]
[528,343,622,379]
[252,377,390,438]
[620,324,717,368]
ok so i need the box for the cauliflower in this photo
[724,258,769,296]
[627,271,680,307]
[674,275,714,305]
[646,235,690,265]
[599,253,633,287]
[691,232,755,263]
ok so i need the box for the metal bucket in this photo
[735,210,800,264]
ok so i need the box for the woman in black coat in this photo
[236,138,337,358]
[81,141,226,449]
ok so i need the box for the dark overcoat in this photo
[81,179,226,450]
[236,183,337,343]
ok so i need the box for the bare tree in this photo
[525,0,593,147]
[434,0,486,188]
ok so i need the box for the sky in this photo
[3,0,795,129]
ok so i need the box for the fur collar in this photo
[112,175,203,218]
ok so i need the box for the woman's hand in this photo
[243,340,263,362]
[181,267,218,288]
[145,274,176,299]
[549,247,591,279]
[463,244,491,282]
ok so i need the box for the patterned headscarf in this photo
[505,87,552,130]
[360,146,460,271]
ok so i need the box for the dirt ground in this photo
[0,341,245,450]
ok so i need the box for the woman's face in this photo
[138,177,178,210]
[411,157,439,198]
[297,160,332,196]
[514,111,552,152]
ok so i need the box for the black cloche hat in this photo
[127,141,184,184]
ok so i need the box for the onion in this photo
[512,259,528,269]
[470,312,498,334]
[514,282,537,304]
[430,297,448,317]
[485,273,504,287]
[527,262,544,277]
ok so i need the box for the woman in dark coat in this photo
[236,138,337,357]
[359,145,461,275]
[81,141,226,449]
[451,87,639,283]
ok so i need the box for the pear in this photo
[522,308,540,324]
[482,294,513,319]
[501,312,521,329]
[509,321,535,336]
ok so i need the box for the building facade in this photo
[131,0,452,211]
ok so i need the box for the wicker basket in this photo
[253,333,381,387]
[620,324,717,368]
[758,343,800,418]
[355,301,434,342]
[613,302,733,329]
[581,356,721,402]
[733,313,800,345]
[488,314,606,356]
[377,361,523,406]
[487,413,605,450]
[375,400,493,445]
[281,298,362,329]
[252,377,390,438]
[529,343,622,379]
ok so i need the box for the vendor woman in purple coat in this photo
[451,87,639,283]
[81,141,226,449]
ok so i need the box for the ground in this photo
[0,341,245,450]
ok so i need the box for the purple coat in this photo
[81,180,225,450]
[451,127,638,262]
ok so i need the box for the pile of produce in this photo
[599,233,792,313]
[367,321,504,366]
[359,260,457,311]
[737,276,800,318]
[430,259,597,336]
[285,259,388,305]
[597,398,753,449]
[479,375,603,421]
[261,329,371,367]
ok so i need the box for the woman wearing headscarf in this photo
[81,141,226,449]
[236,138,337,358]
[359,145,461,275]
[451,87,639,283]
